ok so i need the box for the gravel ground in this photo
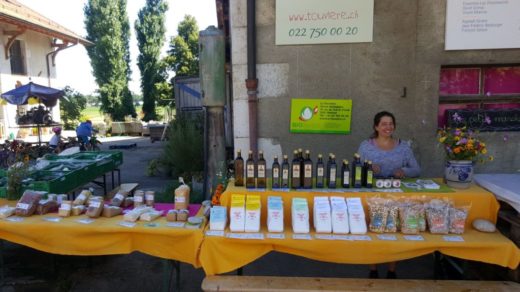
[0,136,512,291]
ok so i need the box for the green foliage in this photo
[84,0,135,121]
[164,15,200,77]
[162,113,204,179]
[135,0,169,122]
[60,86,87,130]
[7,162,29,200]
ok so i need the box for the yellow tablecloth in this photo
[0,200,204,268]
[199,180,520,275]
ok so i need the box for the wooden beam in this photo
[4,27,26,59]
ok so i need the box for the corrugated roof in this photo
[0,0,92,46]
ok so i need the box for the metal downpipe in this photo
[246,0,258,154]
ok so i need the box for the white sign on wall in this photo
[445,0,520,50]
[275,0,374,45]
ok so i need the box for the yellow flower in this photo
[489,155,494,161]
[439,137,446,143]
[455,136,460,141]
[482,148,487,154]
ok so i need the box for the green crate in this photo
[27,171,76,194]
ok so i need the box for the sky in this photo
[18,0,218,95]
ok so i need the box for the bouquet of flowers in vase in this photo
[437,127,492,162]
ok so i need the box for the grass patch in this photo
[81,106,168,123]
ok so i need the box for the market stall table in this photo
[199,180,520,275]
[0,201,206,290]
[474,174,520,213]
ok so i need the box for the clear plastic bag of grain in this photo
[73,189,92,206]
[449,203,471,234]
[15,190,45,217]
[174,177,190,210]
[426,199,451,234]
[134,190,145,207]
[385,199,399,233]
[86,198,104,218]
[110,190,128,207]
[145,191,155,207]
[59,200,72,217]
[36,199,59,215]
[367,197,388,233]
[399,202,421,235]
[0,205,15,219]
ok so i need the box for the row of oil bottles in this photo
[234,149,374,189]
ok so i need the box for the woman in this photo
[357,111,421,279]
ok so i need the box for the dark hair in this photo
[371,111,396,138]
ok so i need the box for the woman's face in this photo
[375,116,395,138]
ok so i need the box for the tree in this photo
[135,0,168,121]
[84,0,135,121]
[164,15,200,77]
[60,86,87,130]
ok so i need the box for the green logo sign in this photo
[290,99,352,134]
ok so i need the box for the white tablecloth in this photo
[474,173,520,213]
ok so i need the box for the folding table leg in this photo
[0,240,4,283]
[162,260,181,292]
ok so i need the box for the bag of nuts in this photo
[174,177,190,210]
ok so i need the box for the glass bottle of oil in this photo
[281,154,290,188]
[361,159,368,187]
[298,148,304,187]
[341,159,350,188]
[245,150,255,188]
[352,153,363,188]
[327,154,337,189]
[315,154,325,188]
[366,161,374,188]
[303,150,313,189]
[272,155,281,189]
[234,149,244,186]
[257,151,266,188]
[291,150,301,189]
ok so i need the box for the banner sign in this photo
[445,0,520,50]
[276,0,374,45]
[290,99,352,134]
[446,109,520,131]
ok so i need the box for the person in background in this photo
[76,120,97,150]
[49,126,64,153]
[357,111,421,279]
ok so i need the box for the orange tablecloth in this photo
[0,200,204,267]
[199,180,520,275]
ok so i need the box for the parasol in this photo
[1,82,64,107]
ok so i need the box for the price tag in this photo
[266,233,285,239]
[5,216,24,222]
[60,204,72,210]
[145,222,159,228]
[145,195,154,201]
[226,233,264,240]
[314,234,334,240]
[377,235,397,241]
[43,217,62,223]
[404,235,424,241]
[351,235,372,241]
[292,234,312,240]
[90,201,101,208]
[205,230,225,237]
[16,203,30,210]
[118,221,136,228]
[166,222,186,228]
[76,218,95,224]
[443,236,464,242]
[114,194,124,201]
[332,235,353,241]
[135,196,144,203]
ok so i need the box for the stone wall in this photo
[230,0,520,176]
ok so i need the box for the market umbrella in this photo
[1,82,64,107]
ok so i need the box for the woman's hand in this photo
[393,169,405,178]
[372,164,381,174]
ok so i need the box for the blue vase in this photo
[445,160,474,189]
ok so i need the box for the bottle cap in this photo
[318,154,322,158]
[283,154,288,159]
[305,150,310,154]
